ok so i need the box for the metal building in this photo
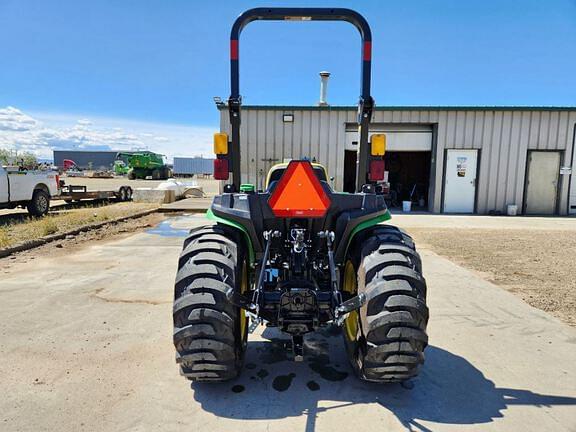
[53,150,123,170]
[173,157,214,176]
[218,105,576,215]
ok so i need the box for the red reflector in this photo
[369,159,385,181]
[268,161,331,218]
[214,159,229,180]
[363,41,372,61]
[230,39,239,60]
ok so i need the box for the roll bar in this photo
[228,7,374,192]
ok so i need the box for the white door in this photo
[444,150,478,213]
[525,151,560,215]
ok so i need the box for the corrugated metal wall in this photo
[173,157,214,175]
[220,107,576,215]
[53,150,119,170]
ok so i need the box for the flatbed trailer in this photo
[57,184,132,203]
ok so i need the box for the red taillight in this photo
[268,161,331,218]
[55,174,60,189]
[214,159,229,180]
[369,160,385,181]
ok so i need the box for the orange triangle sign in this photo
[268,161,331,218]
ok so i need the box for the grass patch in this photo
[0,227,10,248]
[0,202,157,249]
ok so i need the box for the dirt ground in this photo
[409,228,576,326]
[0,212,164,271]
[0,202,159,249]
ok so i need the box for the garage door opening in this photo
[341,149,432,209]
[384,151,431,211]
[344,126,434,206]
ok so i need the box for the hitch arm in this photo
[252,230,281,311]
[319,230,367,325]
[226,230,280,317]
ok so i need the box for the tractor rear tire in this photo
[343,225,428,382]
[173,225,249,381]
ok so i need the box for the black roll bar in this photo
[228,7,374,191]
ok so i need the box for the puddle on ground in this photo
[146,220,189,237]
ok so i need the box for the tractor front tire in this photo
[343,225,429,382]
[173,225,249,381]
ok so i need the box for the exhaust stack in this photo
[318,71,330,106]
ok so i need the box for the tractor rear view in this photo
[173,7,428,383]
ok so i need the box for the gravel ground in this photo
[408,228,576,326]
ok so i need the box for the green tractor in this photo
[116,151,171,180]
[173,7,429,383]
[113,160,129,176]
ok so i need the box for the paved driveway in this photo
[1,214,575,431]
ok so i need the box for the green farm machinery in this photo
[173,7,429,383]
[116,151,172,180]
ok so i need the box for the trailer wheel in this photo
[118,187,127,202]
[27,189,50,217]
[125,187,132,200]
[343,225,428,382]
[173,225,249,381]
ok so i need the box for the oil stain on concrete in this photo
[272,373,296,392]
[231,385,245,393]
[306,380,320,391]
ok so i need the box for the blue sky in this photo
[1,0,575,159]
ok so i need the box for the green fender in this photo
[207,207,391,266]
[206,208,255,265]
[343,209,392,259]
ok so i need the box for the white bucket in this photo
[507,204,518,216]
[402,201,412,212]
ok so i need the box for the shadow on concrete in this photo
[192,328,576,431]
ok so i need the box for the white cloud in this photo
[0,106,215,162]
[0,106,39,131]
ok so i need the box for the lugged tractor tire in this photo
[342,225,429,382]
[173,225,249,381]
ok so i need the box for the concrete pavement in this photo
[0,214,575,431]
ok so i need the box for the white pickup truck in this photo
[0,166,60,216]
